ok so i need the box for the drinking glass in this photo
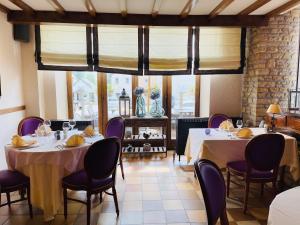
[69,120,76,130]
[44,120,51,127]
[62,122,71,132]
[236,120,243,129]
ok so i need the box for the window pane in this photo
[72,72,98,127]
[171,76,195,139]
[107,74,132,119]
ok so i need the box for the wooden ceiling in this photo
[1,0,300,26]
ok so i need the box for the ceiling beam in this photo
[238,0,271,16]
[152,0,162,18]
[84,0,96,17]
[209,0,234,19]
[180,0,193,18]
[47,0,65,15]
[0,3,10,14]
[9,0,34,14]
[120,0,127,17]
[265,0,300,17]
[7,11,268,27]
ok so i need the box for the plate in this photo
[236,135,254,139]
[10,141,38,149]
[63,143,85,148]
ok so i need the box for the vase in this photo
[150,99,165,117]
[135,95,146,117]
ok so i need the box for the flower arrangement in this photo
[134,87,144,96]
[150,88,160,100]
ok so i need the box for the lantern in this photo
[119,88,131,117]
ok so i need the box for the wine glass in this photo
[236,120,243,129]
[44,120,51,127]
[69,120,76,130]
[62,122,71,132]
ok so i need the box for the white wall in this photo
[0,12,25,169]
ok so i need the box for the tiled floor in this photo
[0,151,272,225]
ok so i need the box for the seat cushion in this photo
[227,161,273,179]
[0,170,29,189]
[62,170,113,190]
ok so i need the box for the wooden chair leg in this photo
[63,188,68,219]
[100,192,103,203]
[226,170,230,197]
[6,192,10,208]
[272,181,277,198]
[260,183,264,197]
[220,208,229,225]
[243,181,250,214]
[86,192,91,225]
[119,158,125,180]
[27,185,33,218]
[112,186,119,216]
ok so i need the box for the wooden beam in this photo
[84,0,96,17]
[120,0,127,17]
[66,72,73,119]
[266,0,300,18]
[152,0,162,18]
[0,105,25,115]
[7,11,269,27]
[47,0,64,15]
[0,3,10,14]
[209,0,234,19]
[238,0,271,16]
[180,0,192,18]
[9,0,34,14]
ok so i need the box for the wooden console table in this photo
[122,116,168,157]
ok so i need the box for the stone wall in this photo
[242,11,300,125]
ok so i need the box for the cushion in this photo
[227,161,273,179]
[0,170,29,189]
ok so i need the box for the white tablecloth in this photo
[5,132,103,220]
[268,186,300,225]
[185,128,300,181]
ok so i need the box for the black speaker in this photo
[13,24,30,43]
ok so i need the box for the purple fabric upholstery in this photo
[105,117,125,140]
[227,161,273,179]
[194,159,228,225]
[18,117,44,136]
[208,114,229,128]
[0,170,29,189]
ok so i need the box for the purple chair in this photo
[0,170,33,218]
[194,159,229,225]
[105,117,125,179]
[208,114,229,128]
[18,116,44,136]
[227,133,285,213]
[62,137,121,225]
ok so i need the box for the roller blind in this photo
[145,26,191,74]
[198,27,242,70]
[39,24,89,67]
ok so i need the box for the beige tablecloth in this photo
[185,128,300,181]
[268,186,300,225]
[5,133,103,220]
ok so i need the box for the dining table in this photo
[268,186,300,225]
[184,128,300,181]
[5,130,103,221]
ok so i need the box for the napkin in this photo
[11,135,29,147]
[83,125,95,137]
[236,128,253,138]
[36,124,52,136]
[66,134,85,147]
[219,120,234,131]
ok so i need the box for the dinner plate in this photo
[9,141,39,149]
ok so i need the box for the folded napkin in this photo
[83,125,95,137]
[219,120,234,131]
[236,128,253,139]
[36,124,52,136]
[66,134,85,147]
[11,135,34,147]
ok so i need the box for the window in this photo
[72,72,98,127]
[107,74,132,119]
[171,76,196,139]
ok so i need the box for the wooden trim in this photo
[0,105,25,115]
[266,0,300,18]
[9,0,34,14]
[180,0,192,18]
[66,72,74,119]
[84,0,96,17]
[120,0,127,17]
[47,0,65,15]
[132,76,138,116]
[7,11,269,27]
[0,4,10,14]
[151,0,162,18]
[195,75,201,117]
[166,76,172,144]
[209,0,234,19]
[238,0,271,16]
[97,73,106,133]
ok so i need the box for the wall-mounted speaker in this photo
[13,24,30,43]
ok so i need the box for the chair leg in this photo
[243,181,250,214]
[226,170,230,197]
[260,183,264,197]
[27,185,33,218]
[272,181,277,198]
[87,192,91,225]
[63,188,67,219]
[119,158,125,180]
[99,192,103,203]
[112,186,119,216]
[220,208,229,225]
[6,192,10,208]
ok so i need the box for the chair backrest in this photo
[245,133,285,172]
[18,116,44,136]
[194,159,229,225]
[208,114,229,128]
[84,137,121,180]
[105,117,125,140]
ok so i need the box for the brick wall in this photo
[242,11,300,125]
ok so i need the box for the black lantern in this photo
[119,88,130,117]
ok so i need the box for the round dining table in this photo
[268,186,300,225]
[5,131,103,221]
